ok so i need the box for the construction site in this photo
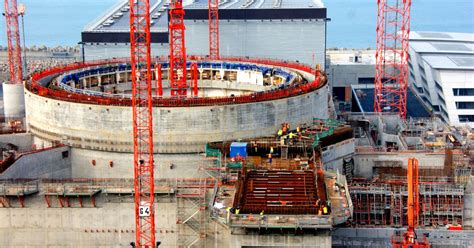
[1,0,474,248]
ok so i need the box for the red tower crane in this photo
[392,158,429,248]
[3,0,23,83]
[374,0,411,119]
[128,0,156,247]
[208,0,219,59]
[169,0,187,97]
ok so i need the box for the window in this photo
[418,64,426,75]
[441,106,449,120]
[421,76,428,86]
[62,151,69,158]
[435,81,443,93]
[438,94,446,106]
[456,102,474,109]
[358,77,376,84]
[459,115,474,123]
[453,88,474,96]
[416,86,424,94]
[409,71,416,80]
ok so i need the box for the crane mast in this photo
[4,0,23,83]
[169,0,187,97]
[128,0,156,247]
[208,0,219,59]
[392,158,429,248]
[374,0,411,119]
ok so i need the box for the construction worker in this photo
[296,126,301,134]
[260,210,265,224]
[236,208,240,215]
[323,206,328,215]
[277,129,283,137]
[289,132,295,140]
[226,207,231,224]
[268,153,272,166]
[270,147,274,154]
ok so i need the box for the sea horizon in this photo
[0,0,472,49]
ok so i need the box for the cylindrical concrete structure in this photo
[24,57,329,176]
[3,82,25,118]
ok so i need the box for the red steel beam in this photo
[4,0,23,83]
[155,63,163,97]
[128,0,156,247]
[191,63,198,97]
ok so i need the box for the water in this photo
[0,0,117,47]
[326,0,474,48]
[0,0,473,48]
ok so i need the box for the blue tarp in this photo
[230,142,248,158]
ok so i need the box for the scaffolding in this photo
[350,182,464,228]
[176,178,209,248]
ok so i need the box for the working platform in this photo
[211,169,352,229]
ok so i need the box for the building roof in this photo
[351,85,431,118]
[84,0,326,33]
[186,0,324,9]
[410,31,474,70]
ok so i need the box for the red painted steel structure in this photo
[208,0,219,59]
[155,63,163,97]
[169,0,187,97]
[128,0,156,246]
[191,63,198,97]
[392,158,429,248]
[3,0,23,83]
[374,0,411,119]
[27,56,326,107]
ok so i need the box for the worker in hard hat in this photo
[277,129,283,137]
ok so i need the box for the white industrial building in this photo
[408,31,474,128]
[81,0,328,67]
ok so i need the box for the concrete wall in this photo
[84,19,327,68]
[229,232,331,248]
[70,149,213,179]
[0,146,71,179]
[0,196,177,247]
[0,133,33,152]
[25,84,329,154]
[322,138,355,172]
[354,152,446,178]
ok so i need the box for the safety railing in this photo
[26,56,326,108]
